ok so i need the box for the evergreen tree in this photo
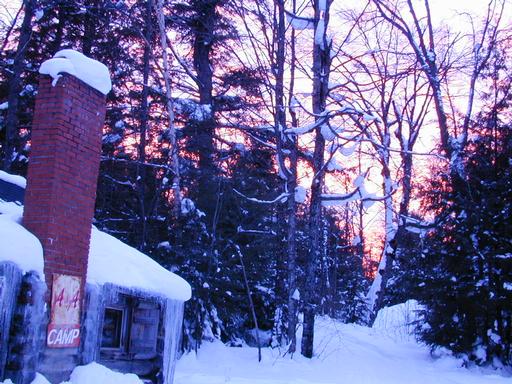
[418,48,512,365]
[383,221,425,307]
[0,0,125,173]
[170,0,239,218]
[160,137,282,350]
[0,0,35,173]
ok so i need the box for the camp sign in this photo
[47,274,82,348]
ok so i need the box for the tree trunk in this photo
[236,245,262,362]
[301,0,332,358]
[191,1,218,223]
[51,4,65,54]
[136,0,153,251]
[272,0,298,350]
[156,0,181,217]
[367,153,395,324]
[82,0,96,56]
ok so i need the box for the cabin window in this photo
[101,308,124,349]
[100,298,160,359]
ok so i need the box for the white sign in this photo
[47,274,82,348]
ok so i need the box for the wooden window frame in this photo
[100,296,160,361]
[101,306,127,351]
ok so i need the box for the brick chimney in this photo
[23,74,105,295]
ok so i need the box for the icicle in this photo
[163,299,185,384]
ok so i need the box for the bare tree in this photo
[230,0,303,353]
[134,0,154,251]
[0,2,23,54]
[284,0,301,355]
[371,0,506,181]
[333,10,432,323]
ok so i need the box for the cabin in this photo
[0,51,191,384]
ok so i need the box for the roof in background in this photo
[0,170,25,204]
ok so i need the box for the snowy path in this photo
[174,319,509,384]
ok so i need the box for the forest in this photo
[0,0,511,369]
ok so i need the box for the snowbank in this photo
[39,49,111,95]
[373,300,424,342]
[64,363,143,384]
[174,316,510,384]
[0,363,144,384]
[0,170,27,189]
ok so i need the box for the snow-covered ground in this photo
[1,363,144,384]
[1,305,510,384]
[174,315,510,384]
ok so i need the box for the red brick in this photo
[23,74,106,301]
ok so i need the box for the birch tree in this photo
[358,0,507,323]
[334,11,432,323]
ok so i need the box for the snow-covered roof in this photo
[39,49,112,95]
[0,210,44,276]
[88,227,191,301]
[0,173,191,301]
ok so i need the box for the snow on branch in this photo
[232,188,289,205]
[285,10,314,30]
[285,105,378,137]
[286,119,324,135]
[321,172,390,208]
[100,156,178,174]
[237,226,277,236]
[294,185,307,203]
[175,98,212,121]
[321,189,387,208]
[401,215,434,234]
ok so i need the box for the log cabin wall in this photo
[81,284,169,384]
[0,263,23,381]
[2,269,46,384]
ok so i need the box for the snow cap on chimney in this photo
[39,49,112,95]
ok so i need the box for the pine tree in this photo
[170,0,238,218]
[418,47,512,366]
[0,0,126,173]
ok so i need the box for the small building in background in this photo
[0,50,191,384]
